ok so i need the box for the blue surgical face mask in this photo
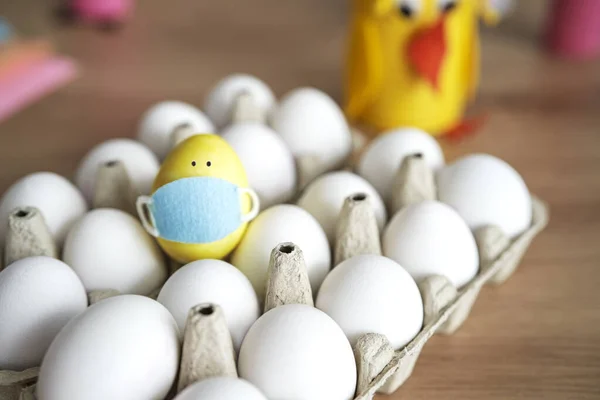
[136,177,260,244]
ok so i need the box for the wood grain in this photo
[2,1,600,399]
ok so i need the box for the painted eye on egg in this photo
[206,161,212,167]
[438,0,458,13]
[191,161,196,167]
[396,0,422,18]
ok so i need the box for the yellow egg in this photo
[138,134,259,263]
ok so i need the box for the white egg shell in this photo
[316,255,423,349]
[0,257,87,371]
[239,304,357,400]
[357,127,445,204]
[437,154,532,238]
[157,259,259,350]
[383,201,479,288]
[37,295,180,400]
[271,87,352,171]
[0,172,87,247]
[174,377,267,400]
[75,138,160,204]
[222,122,296,208]
[204,74,276,129]
[137,101,214,159]
[63,209,167,295]
[231,205,331,301]
[297,171,387,244]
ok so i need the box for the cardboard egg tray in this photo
[353,195,549,399]
[0,141,549,400]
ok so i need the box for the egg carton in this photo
[352,196,549,399]
[0,147,548,400]
[340,155,546,399]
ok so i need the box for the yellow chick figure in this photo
[137,134,259,263]
[344,0,507,136]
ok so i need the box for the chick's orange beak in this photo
[407,18,447,90]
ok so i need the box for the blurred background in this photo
[1,1,599,399]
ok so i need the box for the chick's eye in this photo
[206,161,212,167]
[191,161,196,167]
[396,0,422,18]
[438,0,458,12]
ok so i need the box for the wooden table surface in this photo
[2,1,600,399]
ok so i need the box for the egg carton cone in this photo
[92,160,138,216]
[170,123,199,149]
[334,193,382,266]
[0,367,38,400]
[3,206,57,269]
[264,242,314,313]
[230,91,267,126]
[348,127,369,168]
[263,242,317,309]
[177,303,238,393]
[352,196,549,399]
[390,153,437,215]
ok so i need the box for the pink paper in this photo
[547,0,600,59]
[71,0,132,21]
[0,57,78,122]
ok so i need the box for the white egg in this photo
[222,122,296,208]
[174,377,267,400]
[37,295,179,400]
[437,154,532,238]
[231,205,331,301]
[0,257,87,370]
[357,127,445,205]
[137,101,214,159]
[239,304,357,400]
[271,88,352,171]
[75,138,160,204]
[204,74,276,129]
[0,172,87,247]
[383,201,479,288]
[157,259,259,350]
[63,209,167,295]
[316,255,423,349]
[297,171,387,244]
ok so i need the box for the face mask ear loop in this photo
[136,196,160,237]
[239,187,261,223]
